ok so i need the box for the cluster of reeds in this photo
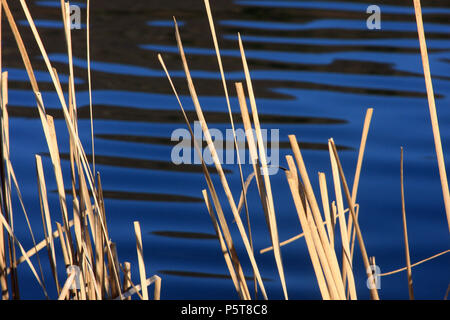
[159,0,449,300]
[0,0,160,300]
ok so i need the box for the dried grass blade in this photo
[318,172,334,248]
[328,141,357,300]
[288,135,345,299]
[380,249,449,277]
[81,242,101,299]
[58,270,76,300]
[106,242,122,299]
[34,218,69,266]
[63,2,77,115]
[236,81,269,298]
[86,0,95,174]
[116,275,160,300]
[35,155,60,294]
[350,108,373,204]
[120,262,143,300]
[346,108,373,289]
[0,70,18,298]
[158,54,250,301]
[202,190,248,300]
[400,147,414,299]
[56,222,70,268]
[46,115,74,262]
[260,206,354,254]
[134,221,148,300]
[0,69,9,299]
[237,35,288,300]
[204,2,256,297]
[153,275,162,300]
[304,196,341,299]
[413,0,450,232]
[6,154,49,298]
[0,208,47,295]
[285,157,330,300]
[173,21,268,299]
[122,262,132,300]
[329,139,379,300]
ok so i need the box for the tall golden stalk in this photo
[413,0,450,232]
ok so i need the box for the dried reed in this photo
[413,0,450,232]
[0,0,157,300]
[400,148,414,299]
[160,1,448,301]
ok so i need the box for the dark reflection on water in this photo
[54,153,230,174]
[4,0,450,299]
[159,270,272,282]
[96,190,204,203]
[58,189,203,203]
[151,230,218,240]
[95,134,353,151]
[7,104,348,124]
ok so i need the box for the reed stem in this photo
[413,0,450,232]
[400,147,414,299]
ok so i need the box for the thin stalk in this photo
[329,139,379,300]
[203,1,256,299]
[134,222,148,300]
[158,54,251,300]
[400,147,414,299]
[289,135,346,299]
[413,0,450,232]
[285,157,330,300]
[86,0,95,175]
[120,262,143,300]
[122,262,132,300]
[0,71,18,299]
[153,275,161,300]
[380,249,449,277]
[318,173,334,248]
[235,82,271,299]
[173,20,268,299]
[0,204,47,295]
[260,206,355,254]
[0,4,8,300]
[238,34,287,299]
[202,190,247,300]
[328,141,357,300]
[58,271,76,300]
[35,155,60,294]
[346,108,373,294]
[116,275,161,300]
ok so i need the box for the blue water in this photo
[220,19,450,33]
[235,1,450,15]
[4,0,450,299]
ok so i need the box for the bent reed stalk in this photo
[0,0,159,300]
[160,0,449,300]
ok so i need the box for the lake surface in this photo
[4,0,449,299]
